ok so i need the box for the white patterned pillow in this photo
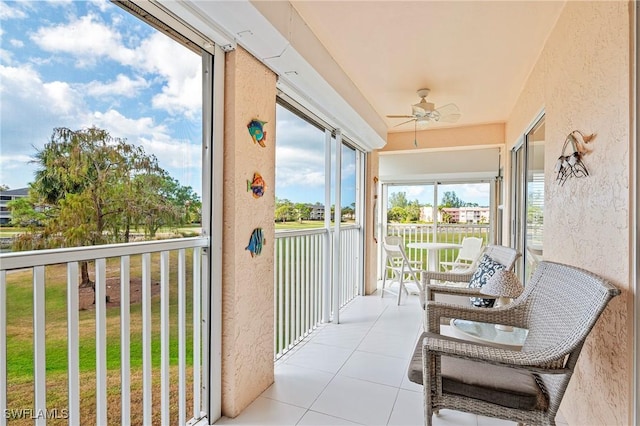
[468,254,506,307]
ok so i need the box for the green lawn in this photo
[3,252,196,425]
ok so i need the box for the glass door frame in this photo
[510,111,545,283]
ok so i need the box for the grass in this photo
[4,251,196,425]
[275,219,355,230]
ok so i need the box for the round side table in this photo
[449,318,528,350]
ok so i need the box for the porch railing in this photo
[387,223,490,267]
[274,224,361,359]
[0,237,209,425]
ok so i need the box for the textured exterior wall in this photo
[221,47,277,417]
[505,2,632,425]
[364,151,379,295]
[383,122,505,152]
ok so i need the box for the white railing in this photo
[274,225,361,359]
[387,223,490,267]
[335,226,360,309]
[0,237,209,426]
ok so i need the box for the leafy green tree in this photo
[7,196,45,228]
[387,206,406,222]
[389,191,408,208]
[441,191,463,208]
[18,126,197,289]
[405,200,421,222]
[294,203,312,221]
[0,184,9,191]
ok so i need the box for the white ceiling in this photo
[288,1,565,133]
[167,0,565,147]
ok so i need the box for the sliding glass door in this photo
[511,115,545,282]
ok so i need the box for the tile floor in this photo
[215,292,569,426]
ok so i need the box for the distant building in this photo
[0,187,29,225]
[309,204,325,220]
[442,207,490,224]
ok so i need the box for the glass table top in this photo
[450,319,528,348]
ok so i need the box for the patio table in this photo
[406,242,461,271]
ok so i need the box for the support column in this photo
[221,47,277,417]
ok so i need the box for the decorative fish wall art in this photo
[247,172,266,198]
[246,228,265,257]
[247,119,267,147]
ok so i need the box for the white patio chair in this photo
[439,236,483,273]
[381,239,422,305]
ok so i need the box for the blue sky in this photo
[1,0,202,194]
[275,105,357,207]
[0,0,354,206]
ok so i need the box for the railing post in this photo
[160,251,170,425]
[33,266,46,426]
[67,262,80,426]
[0,271,6,426]
[120,257,131,426]
[95,258,107,426]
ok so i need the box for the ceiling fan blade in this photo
[386,114,415,118]
[392,118,417,127]
[438,113,462,123]
[434,103,460,116]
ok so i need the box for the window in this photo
[1,0,203,241]
[512,115,545,281]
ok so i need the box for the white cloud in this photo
[0,1,27,20]
[137,33,201,118]
[84,74,148,98]
[29,12,200,118]
[30,13,136,68]
[0,63,87,151]
[87,109,200,172]
[9,38,23,48]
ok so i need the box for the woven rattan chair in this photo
[409,261,620,426]
[419,244,521,310]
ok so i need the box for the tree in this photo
[441,191,463,208]
[387,206,406,222]
[0,184,9,191]
[405,200,421,222]
[7,196,45,228]
[20,126,196,292]
[389,191,408,208]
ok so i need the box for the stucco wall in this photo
[383,122,505,152]
[221,47,277,417]
[505,2,632,424]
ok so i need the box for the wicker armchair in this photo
[410,261,620,426]
[419,244,521,309]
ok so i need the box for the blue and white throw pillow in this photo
[468,254,506,307]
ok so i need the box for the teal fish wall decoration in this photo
[247,119,267,147]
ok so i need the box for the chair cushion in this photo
[468,254,506,307]
[408,332,547,411]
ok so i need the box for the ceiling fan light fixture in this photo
[412,101,434,115]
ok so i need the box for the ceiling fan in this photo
[387,89,461,146]
[387,88,461,125]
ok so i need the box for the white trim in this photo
[632,2,638,425]
[208,44,225,423]
[332,130,343,323]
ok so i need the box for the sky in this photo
[0,0,203,194]
[0,0,355,207]
[389,182,490,207]
[275,105,357,207]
